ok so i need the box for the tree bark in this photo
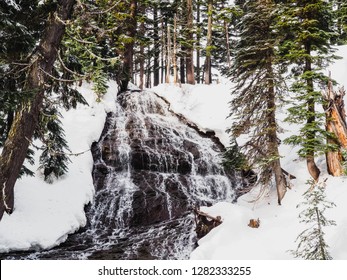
[186,0,195,84]
[196,1,201,84]
[138,3,145,90]
[166,24,171,83]
[204,0,213,84]
[0,0,76,221]
[153,4,160,86]
[323,80,347,176]
[173,14,179,85]
[180,56,185,84]
[267,64,287,205]
[120,0,137,92]
[305,43,320,181]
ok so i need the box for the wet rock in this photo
[1,90,240,260]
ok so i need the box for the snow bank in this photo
[152,82,233,147]
[154,46,347,260]
[0,81,118,253]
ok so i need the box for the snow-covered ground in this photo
[0,81,119,252]
[1,46,347,259]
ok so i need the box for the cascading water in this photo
[1,90,240,260]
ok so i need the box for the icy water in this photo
[1,90,240,260]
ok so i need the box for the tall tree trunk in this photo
[204,0,213,84]
[139,4,145,90]
[161,16,165,84]
[0,0,76,221]
[173,14,179,85]
[166,24,171,83]
[120,0,137,92]
[146,46,152,88]
[186,0,195,84]
[267,66,287,204]
[196,1,201,83]
[153,4,160,86]
[305,44,320,181]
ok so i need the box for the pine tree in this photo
[228,0,288,204]
[38,106,71,183]
[291,179,336,260]
[281,0,337,181]
[334,0,347,44]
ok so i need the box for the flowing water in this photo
[1,90,240,260]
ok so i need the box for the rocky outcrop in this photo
[1,89,240,260]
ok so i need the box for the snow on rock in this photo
[0,81,118,253]
[152,83,234,147]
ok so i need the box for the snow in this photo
[0,81,118,253]
[0,45,347,260]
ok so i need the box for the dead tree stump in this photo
[322,79,347,176]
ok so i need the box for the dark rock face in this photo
[1,90,240,260]
[88,90,239,259]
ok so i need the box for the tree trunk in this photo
[0,0,76,221]
[323,80,347,176]
[204,0,213,84]
[153,5,160,86]
[267,64,287,205]
[146,45,152,88]
[186,0,195,84]
[166,24,171,83]
[161,17,165,84]
[196,1,201,84]
[138,3,145,90]
[120,0,137,92]
[180,56,185,84]
[305,44,320,181]
[173,14,179,85]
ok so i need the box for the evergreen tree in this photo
[228,0,288,204]
[0,0,76,220]
[334,0,347,44]
[281,0,337,181]
[38,106,71,183]
[291,179,336,260]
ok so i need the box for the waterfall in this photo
[1,90,240,260]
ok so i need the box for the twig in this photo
[39,67,84,83]
[57,51,86,77]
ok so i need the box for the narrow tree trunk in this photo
[305,44,320,181]
[267,65,287,205]
[180,56,185,83]
[0,0,76,221]
[120,0,137,92]
[153,4,160,86]
[161,17,165,84]
[166,24,171,83]
[186,0,195,84]
[204,0,213,84]
[146,45,152,88]
[196,1,201,84]
[173,14,179,85]
[138,2,145,90]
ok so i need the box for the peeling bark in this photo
[323,80,347,176]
